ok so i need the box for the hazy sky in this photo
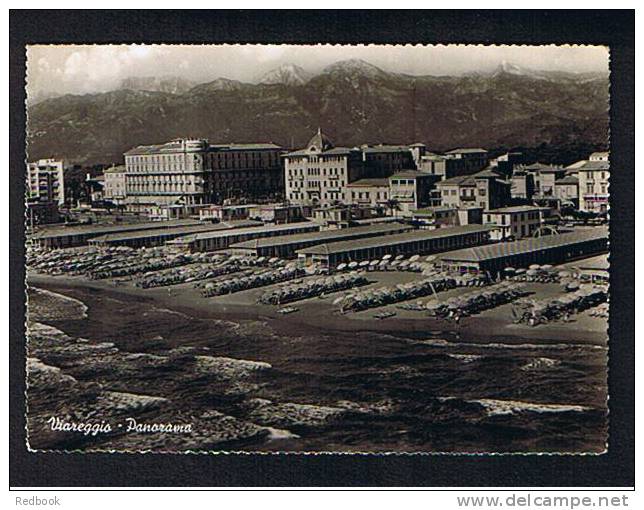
[27,44,609,99]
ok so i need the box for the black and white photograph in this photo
[20,40,616,456]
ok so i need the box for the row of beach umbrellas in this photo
[258,272,368,305]
[511,285,608,326]
[202,267,305,297]
[424,281,529,318]
[334,275,461,313]
[135,260,242,289]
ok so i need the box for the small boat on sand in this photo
[373,310,396,320]
[277,306,300,315]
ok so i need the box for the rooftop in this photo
[89,220,261,243]
[576,253,609,271]
[306,128,334,152]
[347,178,389,187]
[411,206,456,215]
[210,143,283,151]
[297,225,491,256]
[390,170,431,180]
[362,145,412,154]
[284,147,357,157]
[579,160,610,171]
[520,162,566,173]
[436,168,503,186]
[486,206,543,214]
[556,175,580,185]
[445,148,488,155]
[124,140,281,156]
[32,219,203,240]
[230,222,411,250]
[104,165,126,174]
[437,228,608,263]
[168,221,318,244]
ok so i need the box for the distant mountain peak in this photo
[322,59,387,78]
[119,75,196,94]
[259,64,313,86]
[190,77,247,93]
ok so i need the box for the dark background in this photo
[9,9,635,488]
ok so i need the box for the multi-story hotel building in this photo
[103,165,127,206]
[26,158,66,205]
[435,168,510,211]
[578,153,610,213]
[418,148,489,180]
[284,129,415,207]
[483,205,546,240]
[123,139,284,212]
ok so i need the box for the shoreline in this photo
[27,272,607,347]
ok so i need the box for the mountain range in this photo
[27,59,609,166]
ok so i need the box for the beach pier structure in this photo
[435,228,608,273]
[228,222,412,259]
[30,218,204,249]
[295,225,491,268]
[86,219,261,249]
[166,221,320,253]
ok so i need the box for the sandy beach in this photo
[27,270,608,347]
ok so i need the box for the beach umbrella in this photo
[359,261,370,268]
[425,255,436,263]
[409,255,420,262]
[382,254,392,260]
[378,260,388,267]
[348,262,358,269]
[504,267,516,273]
[369,260,379,267]
[529,264,540,270]
[395,255,404,261]
[332,296,346,306]
[337,263,347,271]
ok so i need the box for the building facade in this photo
[103,165,127,206]
[578,159,610,213]
[346,179,390,208]
[123,139,284,212]
[436,169,509,211]
[515,163,567,198]
[26,159,66,205]
[483,206,545,240]
[418,149,489,180]
[554,175,580,207]
[388,171,438,214]
[284,129,416,207]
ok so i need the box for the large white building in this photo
[123,139,284,213]
[26,158,65,205]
